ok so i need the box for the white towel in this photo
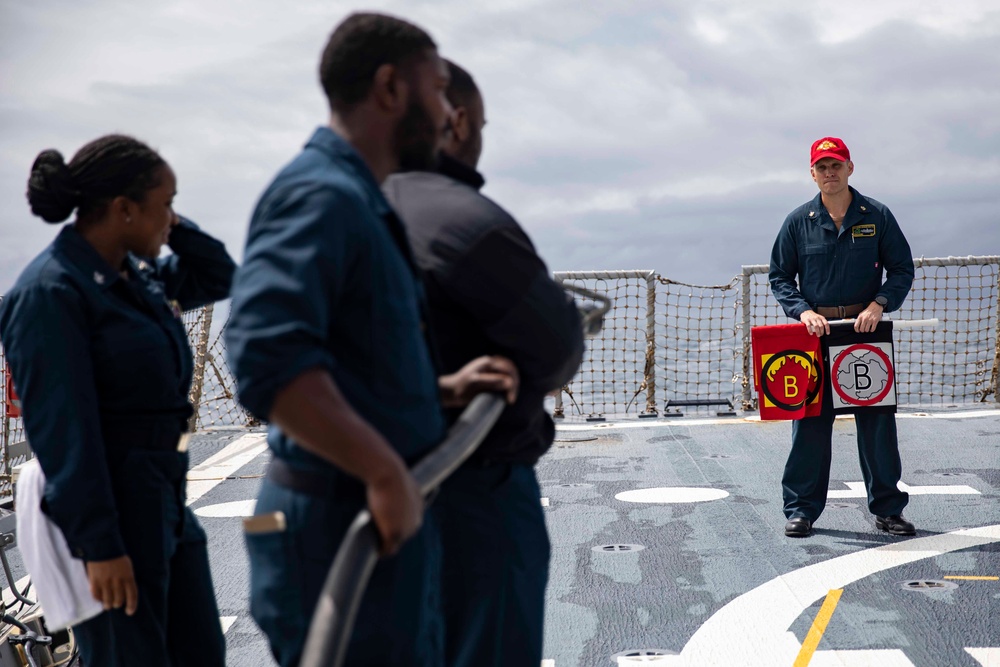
[14,459,103,631]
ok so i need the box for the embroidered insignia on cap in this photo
[817,140,837,150]
[93,272,105,285]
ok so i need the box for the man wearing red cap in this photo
[768,137,916,538]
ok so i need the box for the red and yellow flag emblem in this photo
[751,324,824,420]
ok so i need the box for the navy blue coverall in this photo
[0,218,234,666]
[225,128,447,667]
[769,186,915,522]
[385,154,584,667]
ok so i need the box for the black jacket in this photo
[384,155,583,465]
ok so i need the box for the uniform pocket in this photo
[850,237,878,253]
[798,243,835,290]
[849,237,880,269]
[245,526,304,647]
[802,243,832,255]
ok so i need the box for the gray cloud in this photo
[1,1,997,291]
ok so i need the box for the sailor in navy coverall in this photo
[385,60,584,667]
[0,135,234,665]
[769,137,916,538]
[226,15,517,667]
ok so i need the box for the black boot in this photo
[875,515,916,535]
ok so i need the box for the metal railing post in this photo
[0,297,8,493]
[992,268,1000,402]
[1,417,9,499]
[644,271,657,415]
[740,266,755,410]
[552,276,565,418]
[187,304,215,432]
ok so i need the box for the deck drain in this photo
[933,472,973,478]
[556,483,593,488]
[827,502,857,509]
[899,579,958,591]
[610,648,678,663]
[593,544,646,553]
[554,435,598,443]
[703,454,734,459]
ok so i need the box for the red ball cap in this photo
[810,137,850,165]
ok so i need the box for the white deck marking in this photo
[220,615,237,635]
[655,525,1000,666]
[194,499,257,518]
[541,660,555,667]
[541,497,550,507]
[827,481,980,499]
[966,648,1000,666]
[615,487,729,504]
[811,648,916,666]
[186,433,268,506]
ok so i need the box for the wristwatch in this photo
[874,295,888,308]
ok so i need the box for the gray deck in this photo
[537,408,1000,666]
[6,407,999,666]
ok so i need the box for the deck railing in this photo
[2,255,999,498]
[555,256,1000,418]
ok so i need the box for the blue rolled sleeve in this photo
[155,216,237,311]
[225,185,356,421]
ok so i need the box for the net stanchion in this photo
[197,314,257,429]
[992,268,1000,402]
[553,271,653,419]
[180,303,257,429]
[183,305,214,431]
[735,267,789,411]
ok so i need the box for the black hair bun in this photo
[27,149,81,223]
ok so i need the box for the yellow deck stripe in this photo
[943,575,999,581]
[793,589,843,667]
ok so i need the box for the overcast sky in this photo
[1,0,998,291]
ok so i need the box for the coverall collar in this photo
[53,224,124,290]
[307,127,425,279]
[809,186,872,235]
[306,127,394,218]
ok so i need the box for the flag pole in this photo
[835,318,941,329]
